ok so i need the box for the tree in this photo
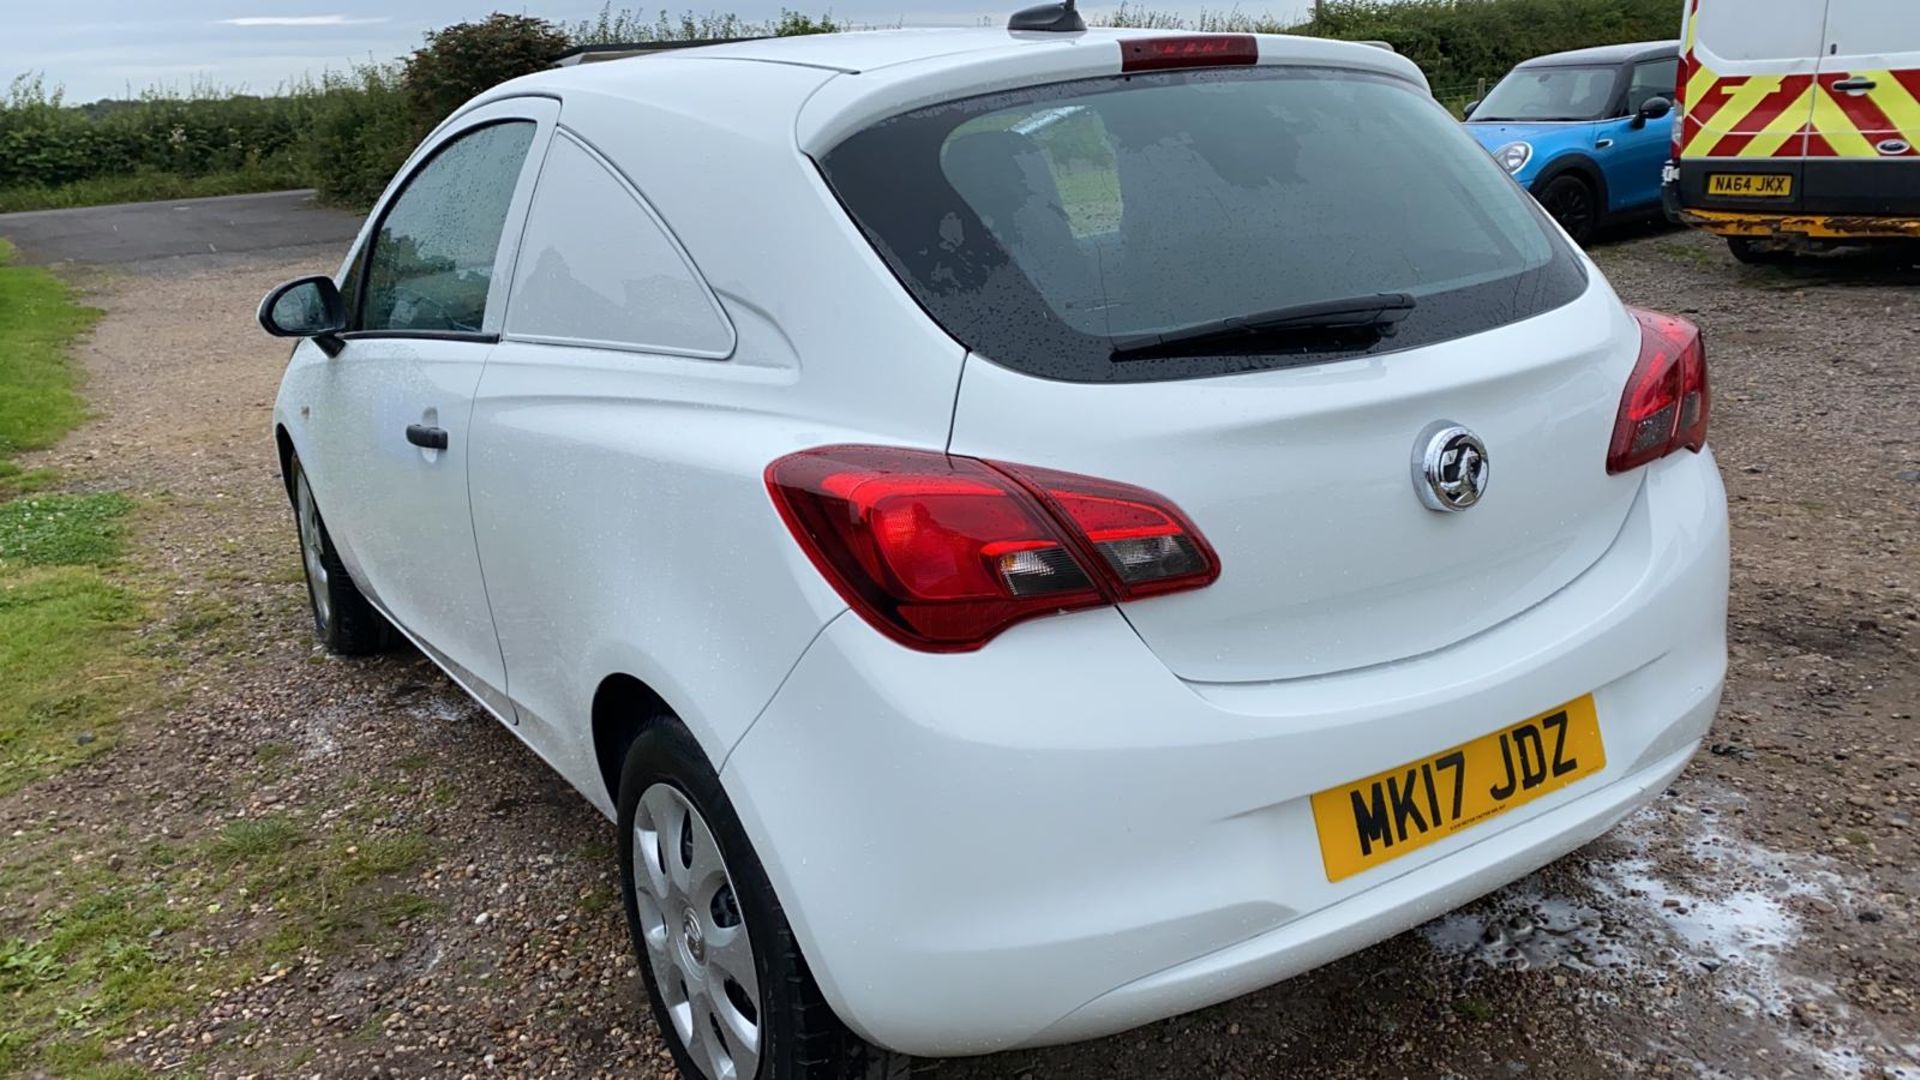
[403,14,570,137]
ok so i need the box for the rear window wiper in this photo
[1108,293,1416,361]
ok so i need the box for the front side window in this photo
[359,121,536,334]
[821,68,1584,383]
[1626,58,1679,114]
[1475,65,1622,122]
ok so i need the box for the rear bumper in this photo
[1674,158,1920,234]
[1040,736,1700,1045]
[1662,161,1683,222]
[723,450,1729,1057]
[1679,208,1920,240]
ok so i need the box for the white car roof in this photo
[483,27,1427,153]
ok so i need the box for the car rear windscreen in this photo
[818,66,1587,383]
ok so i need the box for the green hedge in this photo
[0,76,310,192]
[1298,0,1687,93]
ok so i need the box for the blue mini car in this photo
[1465,40,1679,243]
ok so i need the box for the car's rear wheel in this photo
[289,454,393,655]
[1536,174,1598,245]
[616,719,921,1080]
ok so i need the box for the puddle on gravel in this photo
[1421,792,1917,1078]
[409,690,479,725]
[1423,797,1843,985]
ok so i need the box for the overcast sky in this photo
[2,1,1313,102]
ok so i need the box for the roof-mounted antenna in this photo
[1008,0,1086,33]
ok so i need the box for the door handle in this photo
[1832,76,1877,93]
[405,423,449,450]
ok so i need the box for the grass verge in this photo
[1,813,437,1078]
[0,239,96,460]
[0,226,444,1078]
[0,239,175,1075]
[0,245,146,796]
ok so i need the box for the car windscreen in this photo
[1474,64,1622,122]
[818,66,1586,383]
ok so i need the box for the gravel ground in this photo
[2,227,1916,1079]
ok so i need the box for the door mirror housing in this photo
[1462,99,1480,119]
[258,275,347,355]
[1632,95,1673,128]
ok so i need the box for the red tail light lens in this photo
[1607,307,1710,475]
[992,462,1218,599]
[766,445,1219,651]
[1672,52,1688,159]
[1120,35,1258,72]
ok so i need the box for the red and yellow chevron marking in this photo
[1680,68,1817,159]
[1803,69,1920,157]
[1678,45,1920,159]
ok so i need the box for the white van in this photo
[1664,0,1920,261]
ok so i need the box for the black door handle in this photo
[406,424,449,450]
[1833,76,1877,92]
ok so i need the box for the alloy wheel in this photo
[632,783,762,1080]
[1541,179,1596,241]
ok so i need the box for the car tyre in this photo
[616,718,925,1080]
[1727,236,1793,265]
[289,453,394,655]
[1535,174,1598,245]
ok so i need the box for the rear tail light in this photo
[1120,35,1258,73]
[1607,307,1710,475]
[766,445,1219,651]
[1672,52,1688,159]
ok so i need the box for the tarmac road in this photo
[0,188,363,272]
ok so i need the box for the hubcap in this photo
[295,471,331,629]
[633,784,761,1080]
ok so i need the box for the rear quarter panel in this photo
[466,74,971,807]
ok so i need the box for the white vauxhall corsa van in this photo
[258,15,1730,1080]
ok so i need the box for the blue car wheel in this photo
[1535,174,1599,244]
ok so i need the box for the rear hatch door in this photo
[1806,0,1920,213]
[949,287,1643,684]
[809,57,1647,683]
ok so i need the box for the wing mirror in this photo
[1632,96,1673,128]
[1462,99,1480,119]
[258,275,347,356]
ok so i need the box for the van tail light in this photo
[1120,35,1258,72]
[766,445,1219,652]
[1607,308,1710,475]
[1672,52,1689,159]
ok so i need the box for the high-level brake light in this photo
[1120,35,1259,73]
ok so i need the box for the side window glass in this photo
[1628,59,1679,114]
[506,134,732,356]
[361,121,536,334]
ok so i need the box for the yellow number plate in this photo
[1311,696,1605,883]
[1708,173,1793,197]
